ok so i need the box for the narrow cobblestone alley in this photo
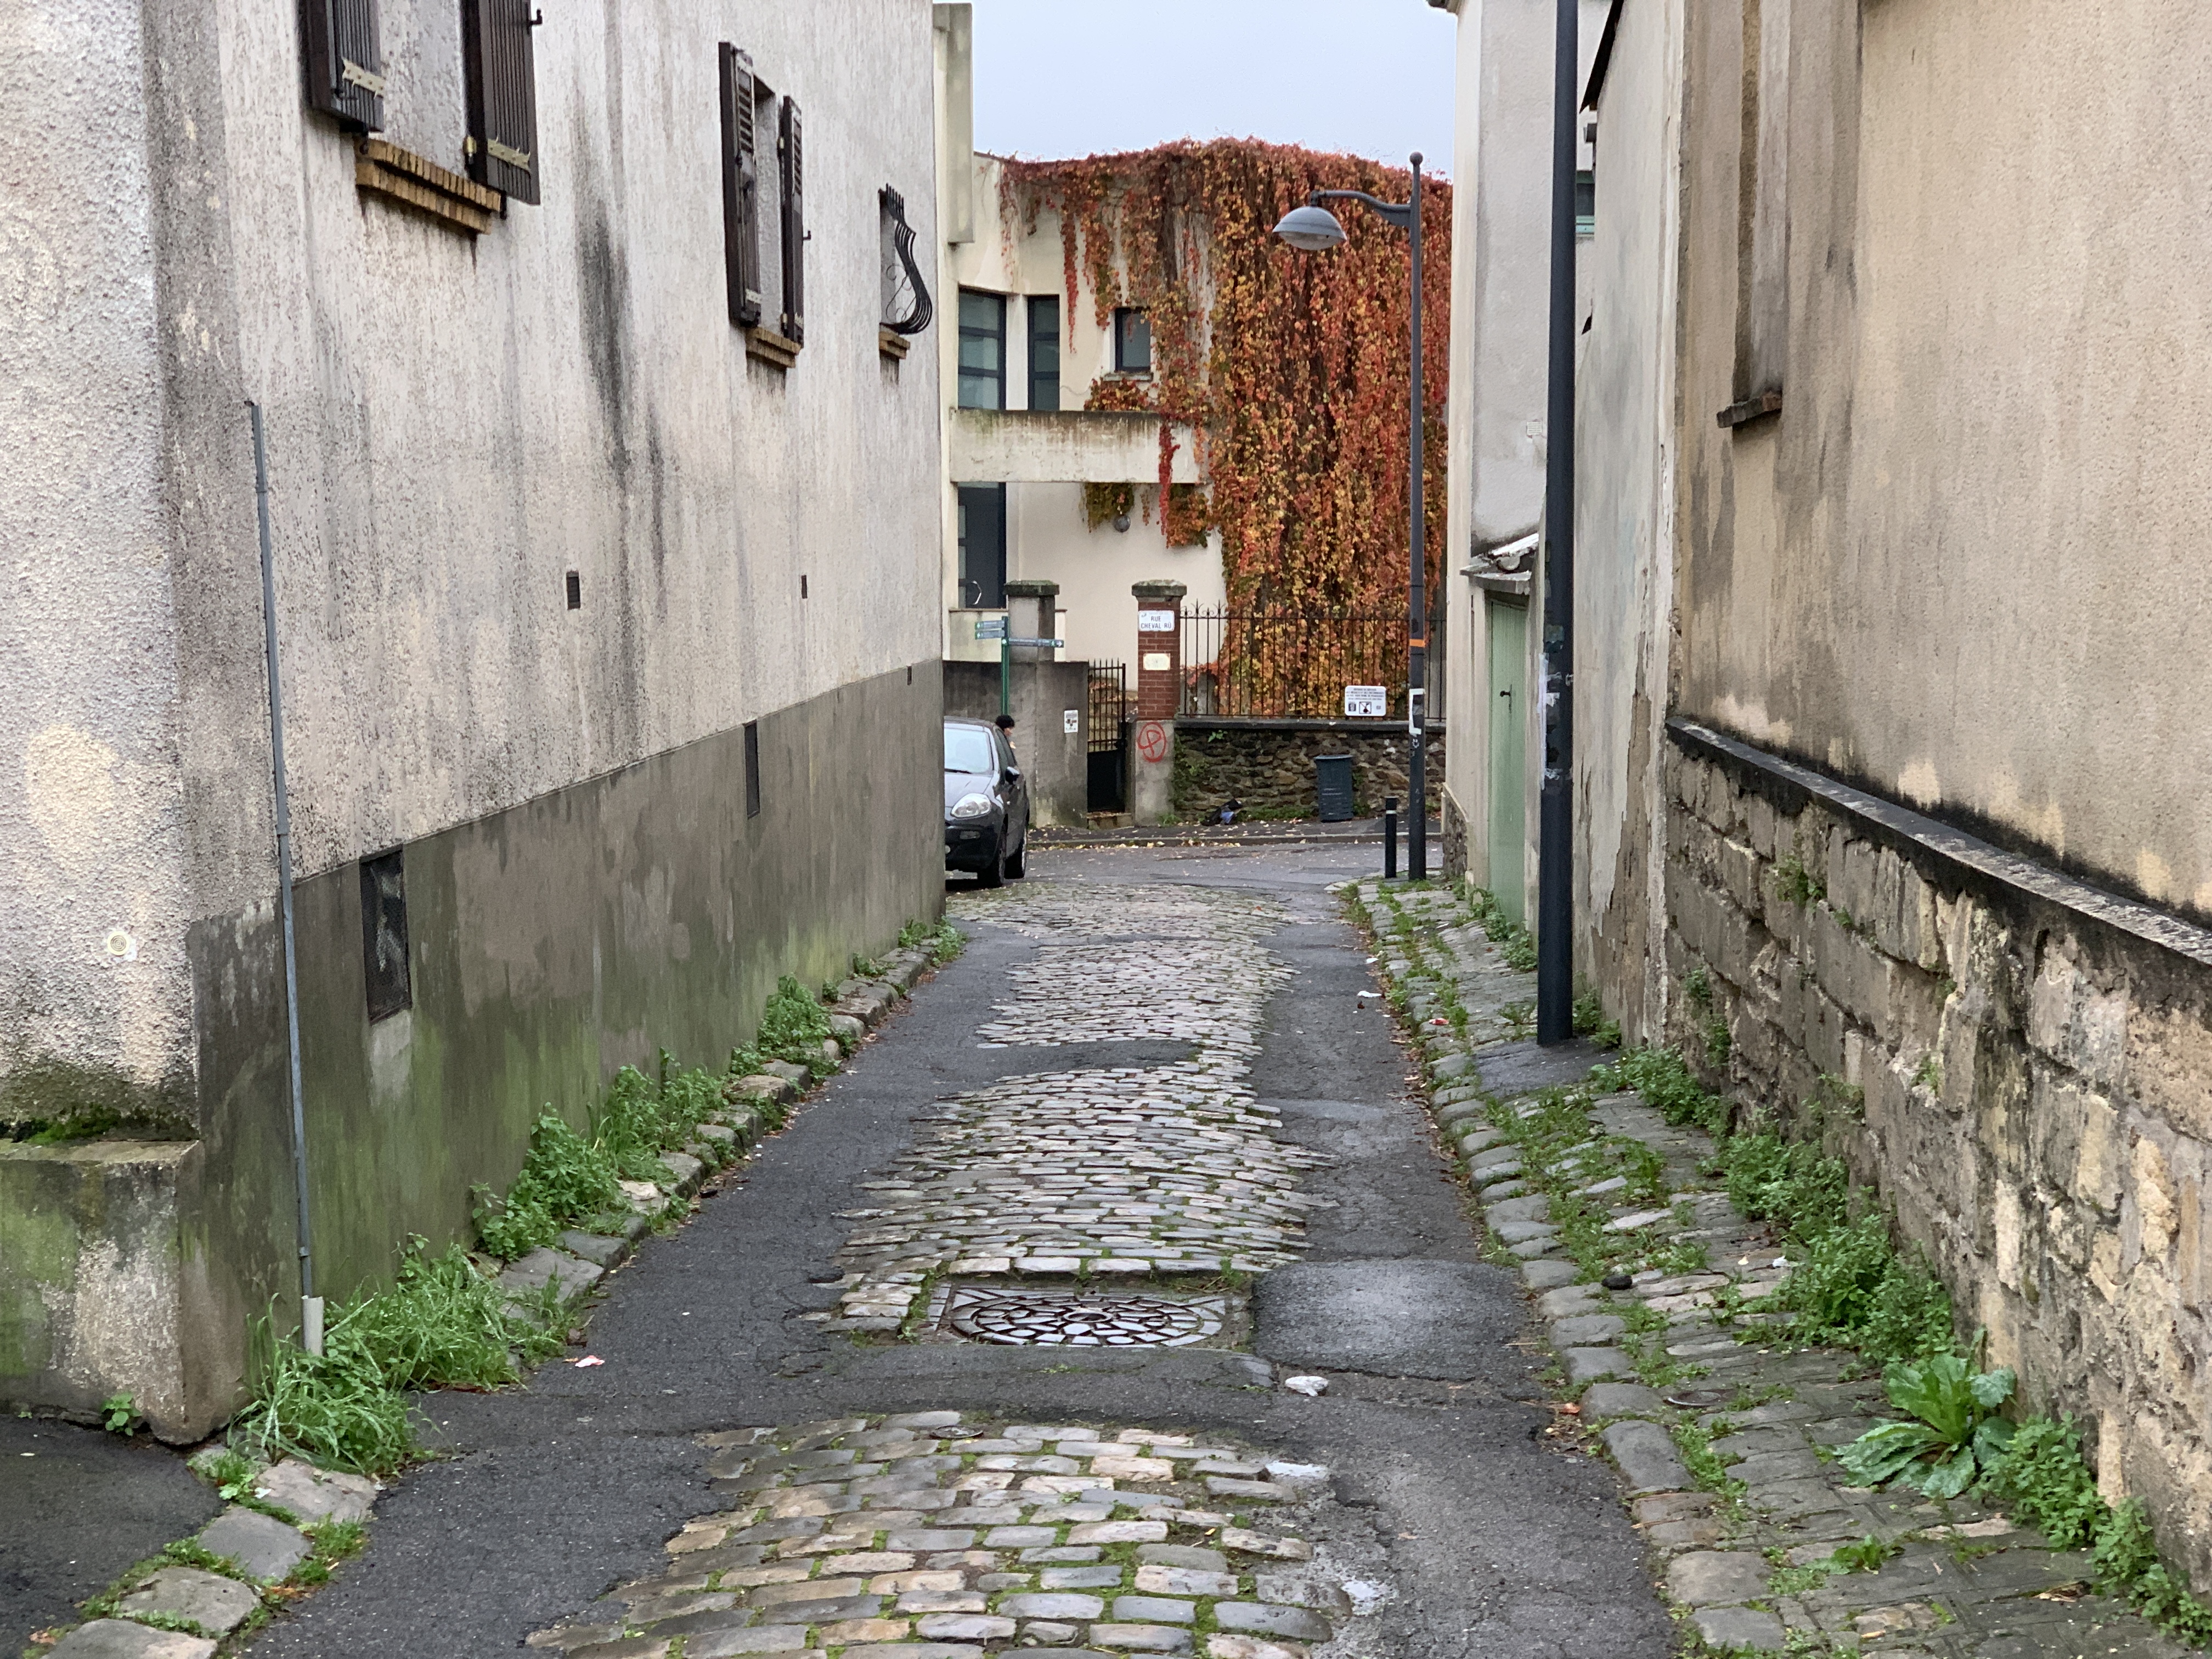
[245,843,1671,1659]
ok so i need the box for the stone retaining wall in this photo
[1173,720,1447,821]
[1661,720,2212,1590]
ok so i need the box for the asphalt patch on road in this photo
[1251,1260,1532,1384]
[0,1417,222,1646]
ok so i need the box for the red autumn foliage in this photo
[999,139,1450,618]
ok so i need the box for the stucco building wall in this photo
[1575,0,1686,1040]
[1589,0,2212,1589]
[3,0,944,1434]
[1437,0,1609,905]
[1678,0,2212,921]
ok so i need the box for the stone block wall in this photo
[1658,721,2212,1589]
[1172,720,1447,821]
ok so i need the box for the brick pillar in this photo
[1129,580,1185,826]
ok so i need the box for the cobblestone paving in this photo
[1360,878,2187,1659]
[821,884,1326,1333]
[526,1410,1379,1659]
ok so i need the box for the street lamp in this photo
[1273,157,1431,880]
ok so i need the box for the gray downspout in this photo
[1535,0,1580,1043]
[249,402,322,1354]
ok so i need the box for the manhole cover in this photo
[927,1283,1236,1347]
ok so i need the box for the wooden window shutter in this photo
[719,44,763,326]
[462,0,540,205]
[778,96,805,343]
[302,0,386,132]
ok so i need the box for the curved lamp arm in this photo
[1308,187,1415,232]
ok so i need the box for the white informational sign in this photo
[974,616,1008,640]
[1142,652,1171,672]
[1344,685,1389,719]
[1137,610,1177,632]
[1063,708,1080,734]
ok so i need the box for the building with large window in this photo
[931,16,1217,670]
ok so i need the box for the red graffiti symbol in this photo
[1136,721,1169,763]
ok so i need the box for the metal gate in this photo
[1086,660,1127,814]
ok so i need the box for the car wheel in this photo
[1006,834,1027,879]
[978,839,1007,888]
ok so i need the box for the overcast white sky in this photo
[969,0,1459,176]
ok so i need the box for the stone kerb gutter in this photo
[1347,876,2185,1655]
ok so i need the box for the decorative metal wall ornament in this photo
[926,1282,1233,1347]
[881,186,934,336]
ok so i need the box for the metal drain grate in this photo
[926,1282,1234,1347]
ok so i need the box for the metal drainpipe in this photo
[250,402,321,1353]
[1535,0,1579,1044]
[1406,154,1429,881]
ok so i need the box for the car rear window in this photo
[944,725,996,774]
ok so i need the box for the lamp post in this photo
[1534,0,1577,1044]
[1274,157,1430,880]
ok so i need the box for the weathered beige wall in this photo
[2,0,943,1131]
[1576,0,1685,1039]
[1678,0,2212,920]
[1,0,199,1131]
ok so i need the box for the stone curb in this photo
[1347,878,2186,1659]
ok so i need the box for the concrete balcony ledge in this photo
[0,1138,221,1441]
[949,408,1203,484]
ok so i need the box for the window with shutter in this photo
[719,44,764,326]
[302,0,386,132]
[778,97,805,343]
[462,0,540,206]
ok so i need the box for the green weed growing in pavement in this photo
[232,1307,417,1476]
[1573,987,1622,1047]
[287,1517,367,1590]
[1839,1349,2015,1498]
[899,917,965,963]
[1713,1132,1849,1242]
[1651,1235,1712,1276]
[1591,1047,1729,1136]
[1766,1559,1839,1596]
[755,974,838,1067]
[472,1113,623,1259]
[477,1051,737,1258]
[1670,1418,1743,1498]
[1620,1139,1668,1206]
[206,1450,259,1504]
[1771,1214,1954,1363]
[2095,1503,2212,1642]
[101,1391,136,1435]
[1829,1534,1901,1573]
[1460,881,1538,972]
[347,1237,565,1389]
[1980,1413,2107,1550]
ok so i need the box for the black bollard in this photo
[1383,795,1399,880]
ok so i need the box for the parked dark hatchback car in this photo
[944,717,1029,886]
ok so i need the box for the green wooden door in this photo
[1486,596,1527,924]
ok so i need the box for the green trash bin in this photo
[1314,753,1355,822]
